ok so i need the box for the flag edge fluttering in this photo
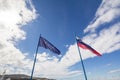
[76,36,102,56]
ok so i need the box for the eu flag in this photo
[39,36,61,55]
[76,36,101,56]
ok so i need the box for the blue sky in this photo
[0,0,120,80]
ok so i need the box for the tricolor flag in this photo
[39,36,61,55]
[76,36,101,56]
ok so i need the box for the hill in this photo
[0,74,55,80]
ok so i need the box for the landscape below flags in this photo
[76,36,102,56]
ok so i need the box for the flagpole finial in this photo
[76,36,79,39]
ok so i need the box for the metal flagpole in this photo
[30,35,41,80]
[76,38,88,80]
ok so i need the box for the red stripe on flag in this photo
[77,42,102,56]
[77,43,88,49]
[87,48,102,56]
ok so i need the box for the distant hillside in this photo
[0,74,55,80]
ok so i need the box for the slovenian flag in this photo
[76,36,101,56]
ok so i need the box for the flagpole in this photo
[30,35,41,80]
[76,38,88,80]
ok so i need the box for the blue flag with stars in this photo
[39,36,61,55]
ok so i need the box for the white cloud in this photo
[84,0,120,33]
[0,0,37,75]
[108,69,120,74]
[32,52,82,79]
[65,44,69,48]
[81,0,120,56]
[106,63,112,67]
[88,23,120,54]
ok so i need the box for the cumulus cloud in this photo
[84,0,120,33]
[82,0,120,56]
[32,52,82,79]
[0,0,37,74]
